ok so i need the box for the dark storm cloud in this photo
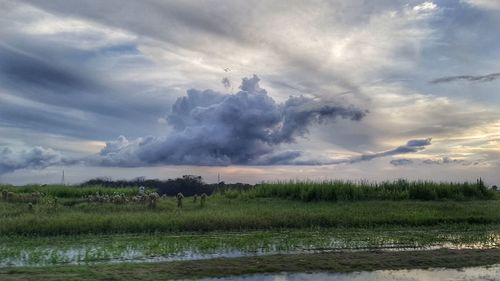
[0,146,73,174]
[0,134,434,174]
[430,73,500,84]
[0,71,434,173]
[94,75,367,166]
[91,76,433,168]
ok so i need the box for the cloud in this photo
[430,73,500,84]
[0,146,67,174]
[463,0,500,11]
[275,137,432,166]
[221,77,231,90]
[0,76,435,174]
[91,135,433,167]
[349,138,432,163]
[0,45,89,92]
[390,158,414,166]
[389,156,476,167]
[93,75,366,166]
[413,2,437,12]
[0,135,434,174]
[422,157,469,165]
[0,38,172,140]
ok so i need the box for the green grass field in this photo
[0,181,499,280]
[1,196,500,235]
[0,180,498,235]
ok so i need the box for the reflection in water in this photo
[1,231,499,267]
[194,265,500,281]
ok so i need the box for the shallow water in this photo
[1,229,499,267]
[192,264,500,281]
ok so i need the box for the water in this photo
[1,229,499,267]
[192,265,500,281]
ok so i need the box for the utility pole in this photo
[61,170,65,185]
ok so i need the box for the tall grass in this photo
[1,198,499,235]
[244,179,495,202]
[2,180,494,201]
[0,184,139,198]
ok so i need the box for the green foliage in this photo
[243,179,495,202]
[0,196,499,236]
[0,182,497,236]
[0,184,139,198]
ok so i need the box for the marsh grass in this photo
[1,196,499,235]
[243,179,495,201]
[1,225,499,267]
[0,182,498,235]
[0,185,138,198]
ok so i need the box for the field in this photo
[0,180,499,280]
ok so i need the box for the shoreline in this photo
[2,248,500,281]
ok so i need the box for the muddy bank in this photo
[1,248,500,281]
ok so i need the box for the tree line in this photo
[80,175,252,196]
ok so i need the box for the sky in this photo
[0,0,499,185]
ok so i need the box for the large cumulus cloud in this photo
[0,75,437,175]
[94,75,366,166]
